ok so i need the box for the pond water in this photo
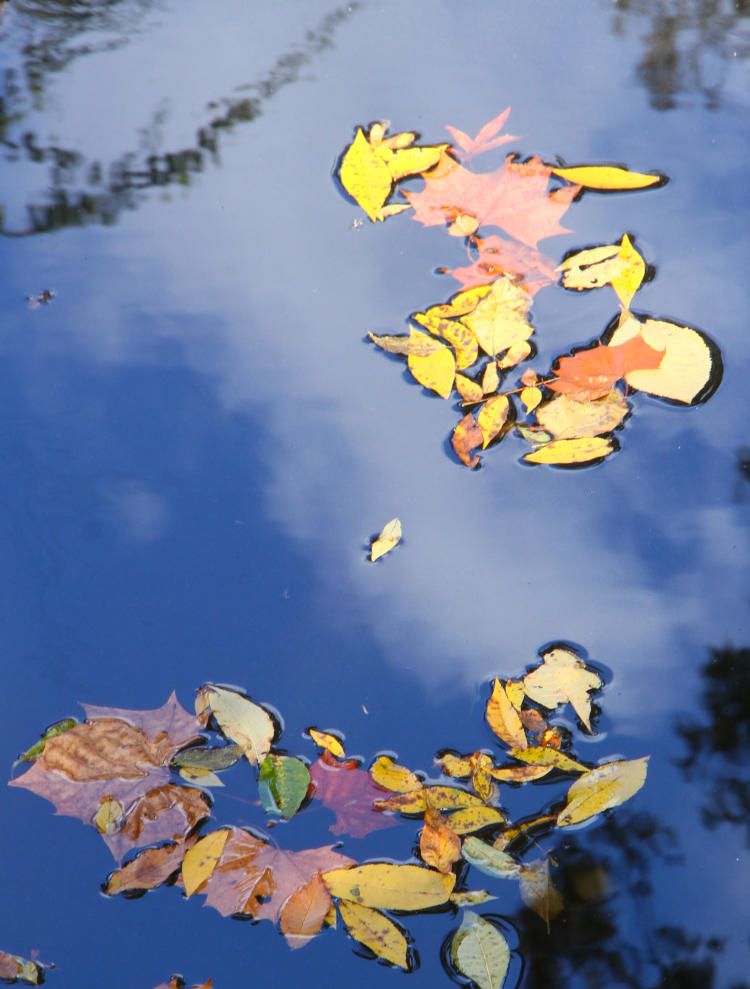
[1,1,749,987]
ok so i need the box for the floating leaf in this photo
[370,755,422,793]
[172,744,243,772]
[450,889,498,906]
[548,334,665,402]
[407,339,456,398]
[452,413,483,468]
[461,277,533,357]
[309,750,398,838]
[559,234,645,308]
[521,386,542,414]
[437,752,474,778]
[412,313,479,369]
[0,952,46,986]
[488,763,553,783]
[420,806,462,873]
[195,685,275,766]
[95,796,124,835]
[551,163,664,190]
[519,858,563,927]
[522,436,616,466]
[535,389,629,440]
[368,328,446,358]
[307,729,345,758]
[477,396,510,449]
[508,746,588,774]
[485,678,526,749]
[523,648,602,731]
[375,785,484,814]
[340,128,394,221]
[370,517,402,562]
[182,829,230,896]
[15,717,78,765]
[259,755,311,819]
[455,373,484,403]
[280,872,333,949]
[462,836,521,879]
[498,340,533,369]
[445,806,507,835]
[323,862,455,911]
[481,361,500,395]
[338,900,409,969]
[450,911,510,989]
[105,836,197,895]
[557,757,649,827]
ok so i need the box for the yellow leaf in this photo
[508,746,589,774]
[376,203,411,221]
[375,785,484,813]
[481,361,500,395]
[455,373,484,404]
[420,806,462,873]
[182,829,229,896]
[477,396,510,448]
[380,130,416,150]
[436,753,473,778]
[450,889,497,906]
[557,756,649,827]
[94,796,123,835]
[338,900,409,969]
[196,685,275,765]
[370,517,402,562]
[488,763,553,783]
[422,284,492,319]
[412,312,479,369]
[340,128,394,221]
[323,862,455,911]
[408,342,456,398]
[520,386,542,414]
[461,276,534,357]
[178,766,224,787]
[370,755,422,793]
[608,313,717,405]
[448,212,480,237]
[387,144,448,181]
[368,328,445,357]
[523,648,602,731]
[485,678,526,749]
[522,436,615,465]
[519,858,563,928]
[558,234,645,309]
[505,680,525,710]
[445,806,507,835]
[551,163,663,190]
[535,389,629,440]
[498,340,532,369]
[471,755,495,803]
[307,728,345,758]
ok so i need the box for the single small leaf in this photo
[520,386,542,414]
[375,785,484,814]
[437,752,473,778]
[516,424,553,444]
[280,872,332,949]
[523,648,602,730]
[481,361,500,395]
[182,829,230,896]
[178,767,224,787]
[370,517,402,562]
[450,889,498,906]
[340,128,393,221]
[259,754,311,819]
[557,756,649,827]
[420,805,462,873]
[172,744,243,772]
[508,746,589,773]
[488,763,553,782]
[338,900,409,969]
[477,396,510,449]
[323,862,455,911]
[461,276,533,357]
[307,729,345,758]
[387,143,447,182]
[462,836,521,879]
[370,755,422,793]
[551,163,663,190]
[450,911,510,989]
[558,234,645,309]
[519,858,563,927]
[498,340,532,369]
[452,413,483,468]
[455,373,485,404]
[95,796,124,835]
[195,686,275,766]
[445,806,507,835]
[522,436,615,466]
[368,328,446,357]
[485,678,527,749]
[408,341,456,398]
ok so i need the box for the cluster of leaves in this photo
[338,109,721,468]
[0,951,47,986]
[10,647,648,987]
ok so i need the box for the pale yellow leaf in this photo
[370,517,402,562]
[95,796,123,835]
[448,212,480,237]
[338,900,409,969]
[523,648,602,731]
[551,164,662,190]
[323,863,455,911]
[520,386,542,414]
[557,756,649,827]
[505,680,525,710]
[370,755,422,793]
[407,341,456,398]
[182,829,230,896]
[450,889,497,906]
[461,277,533,356]
[455,374,484,404]
[308,729,345,758]
[481,361,500,395]
[485,678,526,749]
[535,389,629,440]
[340,128,393,221]
[196,686,275,765]
[498,340,532,369]
[451,910,510,989]
[477,396,510,448]
[522,436,615,465]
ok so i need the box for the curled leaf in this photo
[370,517,402,562]
[452,413,484,468]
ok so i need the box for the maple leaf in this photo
[547,334,665,402]
[403,153,580,249]
[308,750,398,838]
[445,107,520,160]
[444,234,558,294]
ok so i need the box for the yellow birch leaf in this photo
[370,755,422,793]
[307,728,345,758]
[551,164,663,190]
[520,386,542,414]
[368,329,445,357]
[535,389,629,440]
[519,858,563,928]
[455,374,484,404]
[340,128,394,221]
[505,680,525,710]
[488,763,554,782]
[436,753,474,778]
[196,685,275,765]
[557,756,649,827]
[95,796,123,835]
[485,678,526,749]
[461,277,533,357]
[338,900,409,969]
[412,313,479,369]
[481,362,500,395]
[182,829,230,896]
[375,785,484,813]
[522,436,615,465]
[477,395,510,448]
[323,862,455,911]
[420,806,462,873]
[445,806,506,835]
[508,746,589,773]
[498,340,532,369]
[407,347,456,398]
[608,313,716,405]
[523,647,602,731]
[370,517,402,562]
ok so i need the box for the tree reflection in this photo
[608,0,750,109]
[0,2,361,236]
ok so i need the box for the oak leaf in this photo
[309,750,398,838]
[547,334,665,402]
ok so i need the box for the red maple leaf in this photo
[403,152,580,249]
[445,107,520,160]
[308,750,399,838]
[443,233,558,294]
[547,334,665,401]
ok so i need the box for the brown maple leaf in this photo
[403,152,580,249]
[444,234,558,295]
[105,834,199,895]
[547,334,665,402]
[308,750,398,838]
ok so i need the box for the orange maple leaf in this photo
[547,334,665,402]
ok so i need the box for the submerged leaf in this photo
[519,858,563,927]
[307,729,345,758]
[259,755,310,819]
[452,413,484,468]
[535,389,629,440]
[557,757,649,827]
[461,276,533,357]
[450,911,510,989]
[370,517,402,562]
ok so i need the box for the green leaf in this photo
[462,836,521,879]
[259,755,311,820]
[15,718,78,766]
[450,911,510,989]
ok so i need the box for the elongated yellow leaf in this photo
[450,911,510,989]
[323,863,454,911]
[368,328,445,357]
[182,829,229,896]
[375,785,484,813]
[489,763,553,782]
[370,517,402,562]
[338,899,409,968]
[408,343,456,398]
[461,276,533,357]
[340,128,394,221]
[307,728,345,758]
[522,436,615,465]
[196,686,275,765]
[551,164,663,190]
[485,678,526,749]
[370,755,422,792]
[523,648,602,731]
[455,373,484,403]
[477,396,510,448]
[508,746,588,774]
[608,314,716,404]
[557,756,649,827]
[412,313,479,369]
[445,806,506,835]
[462,836,521,879]
[519,858,563,928]
[535,390,629,440]
[481,361,499,395]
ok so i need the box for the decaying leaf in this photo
[104,835,198,895]
[508,746,589,774]
[182,829,231,896]
[523,648,602,731]
[485,678,526,749]
[450,911,510,989]
[455,373,485,404]
[259,754,310,819]
[461,276,533,357]
[370,517,402,562]
[0,952,47,986]
[519,857,564,927]
[450,889,498,907]
[481,361,500,395]
[407,339,456,398]
[452,413,484,468]
[557,756,649,827]
[535,389,629,440]
[420,805,462,873]
[547,334,665,402]
[280,872,334,949]
[368,328,447,358]
[375,784,484,814]
[558,234,645,309]
[171,743,243,773]
[15,717,78,765]
[412,312,479,369]
[370,755,422,793]
[445,806,507,835]
[195,685,275,767]
[550,163,664,190]
[488,762,554,783]
[338,899,409,969]
[462,836,521,879]
[522,436,616,466]
[323,862,455,911]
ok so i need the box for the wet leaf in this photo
[522,435,616,466]
[436,752,474,778]
[557,756,649,827]
[407,340,456,398]
[450,911,510,989]
[505,680,525,710]
[420,805,462,873]
[445,107,518,159]
[0,952,46,986]
[508,746,588,773]
[339,128,393,221]
[535,389,629,440]
[338,900,409,969]
[450,889,497,906]
[455,373,485,404]
[309,750,398,838]
[177,767,224,787]
[523,648,602,731]
[375,784,484,814]
[477,396,510,448]
[445,806,507,835]
[519,858,563,927]
[370,755,422,793]
[485,678,526,749]
[323,862,455,911]
[95,796,124,835]
[608,313,717,404]
[498,339,533,370]
[558,234,645,309]
[452,413,484,468]
[104,835,197,895]
[461,276,533,357]
[548,334,665,402]
[481,361,500,395]
[368,328,447,357]
[182,829,231,896]
[15,718,78,765]
[550,163,663,190]
[488,763,553,783]
[412,313,479,369]
[521,386,542,413]
[370,517,402,562]
[462,836,521,879]
[259,755,310,820]
[195,685,275,766]
[307,729,345,758]
[171,744,243,772]
[280,872,333,949]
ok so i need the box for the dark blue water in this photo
[1,1,749,987]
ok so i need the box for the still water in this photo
[1,1,749,987]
